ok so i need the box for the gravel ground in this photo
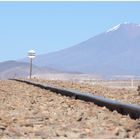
[31,79,140,105]
[0,80,140,138]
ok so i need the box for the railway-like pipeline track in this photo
[11,79,140,120]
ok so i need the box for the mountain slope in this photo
[0,61,60,79]
[22,23,140,76]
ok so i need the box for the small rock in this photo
[134,133,140,139]
[55,130,67,137]
[114,127,129,138]
[0,125,6,131]
[77,117,82,121]
[20,123,34,127]
[112,110,118,115]
[93,127,105,135]
[35,131,48,139]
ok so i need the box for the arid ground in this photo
[0,80,140,138]
[31,79,140,105]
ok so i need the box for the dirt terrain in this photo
[0,80,140,138]
[31,79,140,105]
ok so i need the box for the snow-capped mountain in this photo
[21,23,140,76]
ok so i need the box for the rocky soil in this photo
[31,79,140,105]
[0,80,140,138]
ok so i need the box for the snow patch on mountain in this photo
[106,22,140,33]
[106,24,120,33]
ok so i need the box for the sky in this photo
[0,1,140,61]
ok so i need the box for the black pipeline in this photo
[11,79,140,120]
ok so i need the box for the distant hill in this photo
[21,23,140,77]
[0,61,61,79]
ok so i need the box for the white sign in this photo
[28,50,36,58]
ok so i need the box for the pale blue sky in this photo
[0,1,140,61]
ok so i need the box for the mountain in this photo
[0,61,60,79]
[21,23,140,77]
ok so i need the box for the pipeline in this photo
[11,79,140,120]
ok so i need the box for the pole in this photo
[30,58,32,79]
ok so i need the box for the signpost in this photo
[28,50,36,79]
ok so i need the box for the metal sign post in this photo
[28,50,36,79]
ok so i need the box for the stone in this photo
[114,127,129,138]
[77,117,82,121]
[34,131,48,139]
[0,123,7,131]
